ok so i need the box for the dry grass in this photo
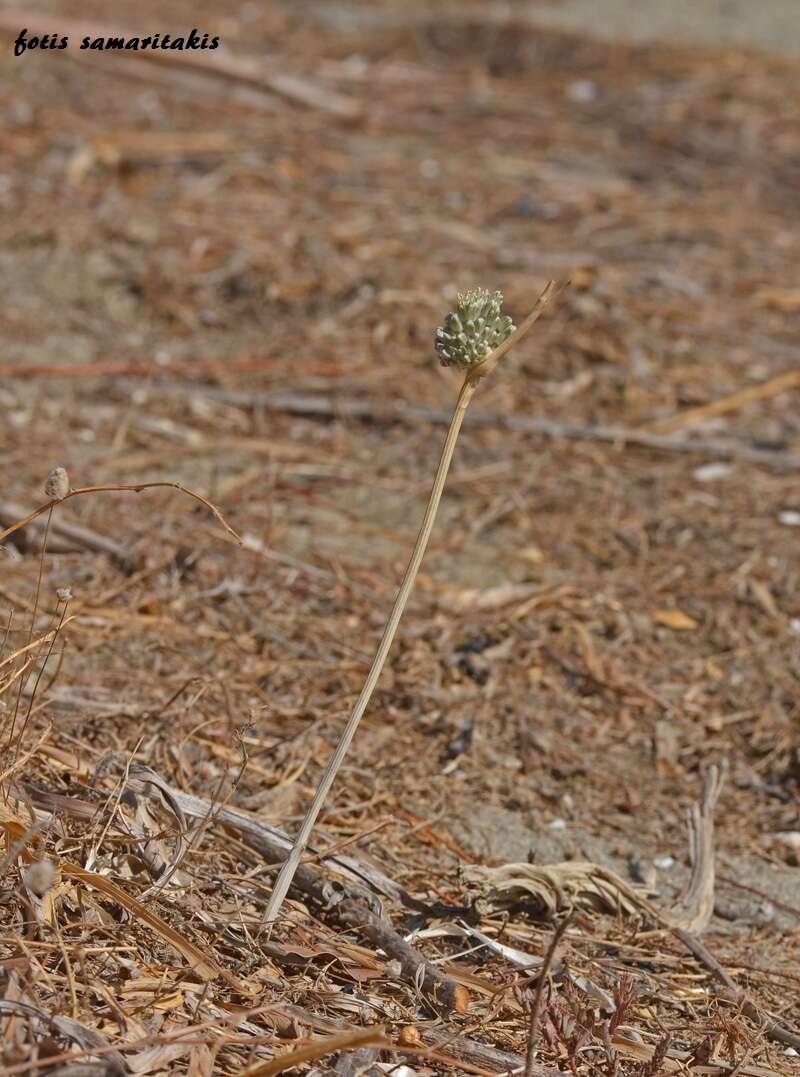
[1,2,799,1074]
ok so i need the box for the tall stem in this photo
[262,375,477,927]
[261,279,564,928]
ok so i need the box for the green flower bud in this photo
[435,288,515,370]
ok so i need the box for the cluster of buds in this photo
[44,466,70,501]
[435,288,515,370]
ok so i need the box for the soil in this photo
[1,2,799,1074]
[300,1,800,55]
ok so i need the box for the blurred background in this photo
[2,0,800,1003]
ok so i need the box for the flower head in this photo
[435,288,515,370]
[44,466,70,501]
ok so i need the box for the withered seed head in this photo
[22,859,56,897]
[44,466,70,501]
[435,288,515,370]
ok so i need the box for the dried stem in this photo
[0,481,242,549]
[5,507,53,754]
[261,280,565,928]
[524,914,572,1077]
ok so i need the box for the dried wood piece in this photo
[413,1028,562,1076]
[120,771,467,1015]
[674,928,800,1053]
[462,859,659,922]
[645,369,800,434]
[463,766,725,935]
[0,499,131,566]
[666,763,725,934]
[121,384,800,471]
[123,771,406,905]
[336,898,469,1015]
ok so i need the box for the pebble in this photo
[693,462,731,482]
[567,79,598,103]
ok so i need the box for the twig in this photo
[524,915,572,1077]
[0,500,131,565]
[238,1027,387,1077]
[644,368,800,434]
[666,763,725,934]
[119,771,407,904]
[133,777,469,1015]
[6,504,54,753]
[0,355,339,380]
[0,483,241,550]
[337,899,469,1014]
[261,281,565,928]
[23,778,404,904]
[131,385,800,471]
[25,774,468,1015]
[674,928,800,1052]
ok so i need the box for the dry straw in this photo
[262,280,566,927]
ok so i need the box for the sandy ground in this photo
[300,0,800,54]
[523,0,800,55]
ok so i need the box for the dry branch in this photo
[238,1027,387,1077]
[524,916,571,1077]
[121,769,406,905]
[119,771,466,1015]
[337,900,469,1015]
[0,500,131,566]
[674,929,800,1053]
[668,763,725,934]
[463,766,725,934]
[0,483,241,556]
[120,385,800,471]
[644,369,800,434]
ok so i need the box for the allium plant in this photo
[262,280,565,927]
[435,288,516,368]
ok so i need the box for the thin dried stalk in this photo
[0,481,241,549]
[524,914,572,1077]
[239,1028,387,1076]
[262,280,566,927]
